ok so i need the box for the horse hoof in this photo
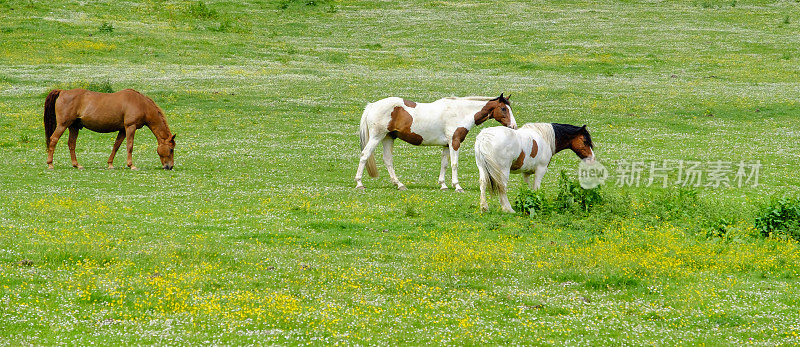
[356,185,366,190]
[130,166,138,171]
[440,186,448,190]
[107,165,114,170]
[74,165,84,170]
[47,165,54,170]
[398,186,407,191]
[455,188,465,193]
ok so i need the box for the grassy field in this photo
[2,0,800,344]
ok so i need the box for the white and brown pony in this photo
[474,123,595,213]
[356,94,517,192]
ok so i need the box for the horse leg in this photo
[438,146,449,190]
[477,165,489,211]
[499,168,515,213]
[532,165,548,190]
[381,137,405,190]
[500,189,515,213]
[67,127,82,169]
[46,125,68,169]
[448,146,464,192]
[107,130,125,169]
[523,173,531,188]
[125,125,138,170]
[355,135,381,189]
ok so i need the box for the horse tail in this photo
[474,131,508,195]
[359,103,379,178]
[44,89,60,146]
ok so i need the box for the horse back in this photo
[56,88,159,132]
[478,127,523,163]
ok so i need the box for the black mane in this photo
[551,123,593,149]
[490,93,511,105]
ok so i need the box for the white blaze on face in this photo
[583,148,596,163]
[508,106,517,129]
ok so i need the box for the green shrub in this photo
[755,196,800,240]
[702,218,759,243]
[705,217,732,239]
[209,19,233,32]
[514,172,603,216]
[186,1,217,19]
[98,22,114,33]
[513,188,547,216]
[404,205,419,218]
[85,81,114,93]
[278,0,330,10]
[554,171,602,213]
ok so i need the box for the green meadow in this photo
[2,0,800,344]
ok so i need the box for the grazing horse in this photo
[43,88,176,170]
[474,123,595,213]
[356,94,517,192]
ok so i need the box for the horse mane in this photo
[129,89,171,135]
[521,123,557,153]
[443,96,495,101]
[551,123,593,148]
[442,95,511,106]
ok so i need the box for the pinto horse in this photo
[474,123,595,213]
[356,94,517,192]
[43,88,175,170]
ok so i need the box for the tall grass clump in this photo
[755,196,800,240]
[553,170,602,213]
[186,1,218,19]
[514,188,547,216]
[647,188,701,221]
[98,22,114,34]
[278,0,331,10]
[514,171,603,215]
[181,1,248,33]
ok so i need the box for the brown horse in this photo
[43,88,175,170]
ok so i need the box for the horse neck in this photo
[146,113,171,142]
[525,123,557,154]
[449,99,492,129]
[549,123,579,155]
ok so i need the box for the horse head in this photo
[157,134,176,170]
[569,125,595,162]
[552,123,595,162]
[475,93,517,129]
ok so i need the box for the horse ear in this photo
[506,94,511,101]
[170,134,176,143]
[499,93,504,99]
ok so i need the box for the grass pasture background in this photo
[1,0,800,344]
